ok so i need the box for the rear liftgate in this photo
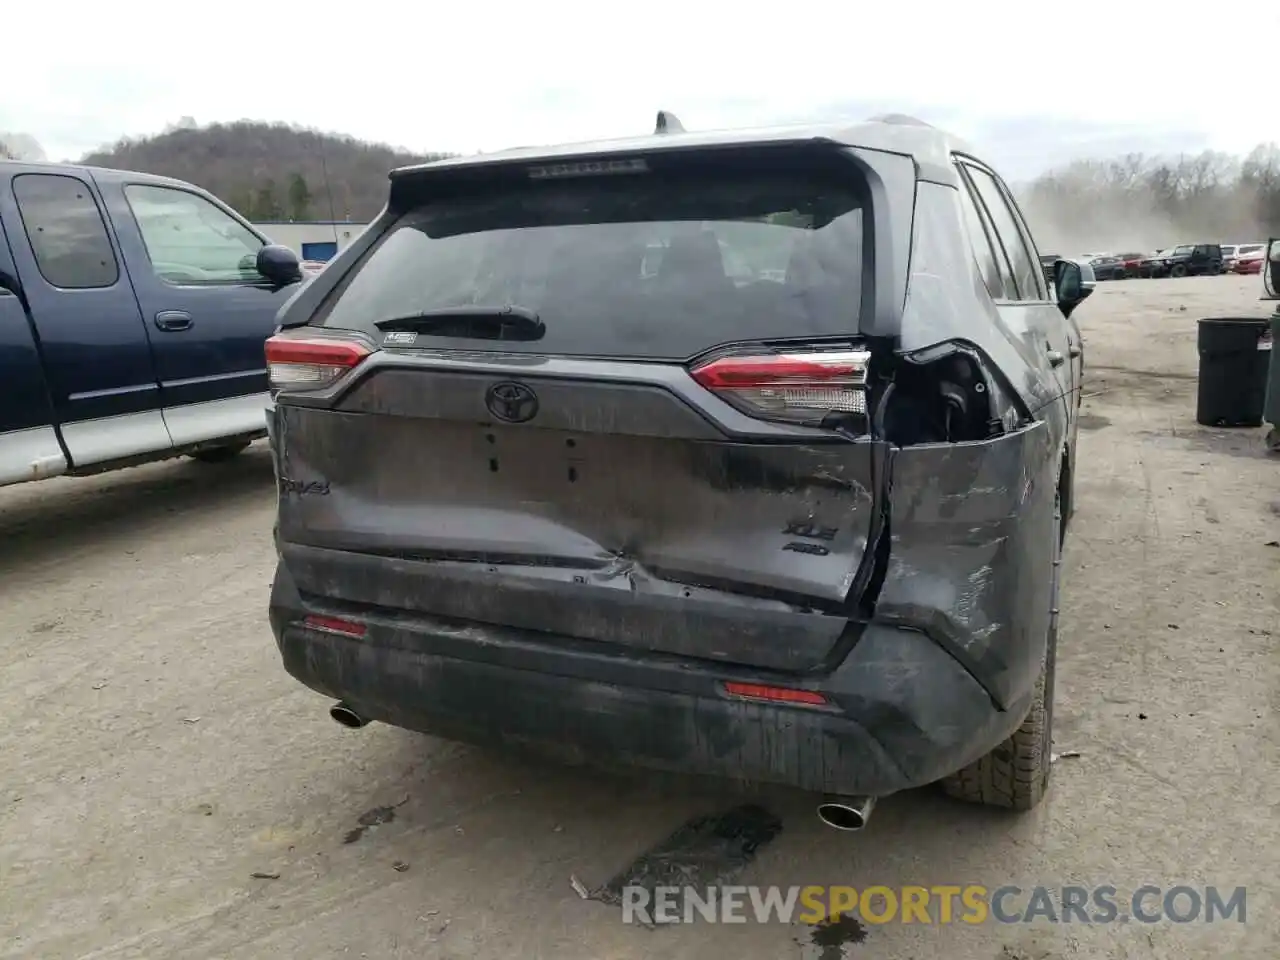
[267,333,890,674]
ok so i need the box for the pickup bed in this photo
[0,161,304,488]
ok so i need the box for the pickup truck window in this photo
[125,184,265,285]
[12,173,120,289]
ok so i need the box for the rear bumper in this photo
[269,564,1033,797]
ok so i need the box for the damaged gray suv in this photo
[265,112,1094,823]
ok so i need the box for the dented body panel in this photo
[875,421,1057,709]
[274,355,884,671]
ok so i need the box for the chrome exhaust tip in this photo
[816,795,876,831]
[329,702,368,729]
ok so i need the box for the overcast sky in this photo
[5,1,1273,180]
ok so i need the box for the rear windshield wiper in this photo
[374,305,544,341]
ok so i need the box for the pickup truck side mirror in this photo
[257,244,303,287]
[1264,238,1280,300]
[1054,258,1095,318]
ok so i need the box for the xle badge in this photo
[383,331,417,345]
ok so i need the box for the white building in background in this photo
[252,221,369,262]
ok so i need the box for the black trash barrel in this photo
[1265,311,1280,427]
[1196,318,1271,427]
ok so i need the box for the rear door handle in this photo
[155,310,193,332]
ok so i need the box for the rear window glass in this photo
[315,162,868,359]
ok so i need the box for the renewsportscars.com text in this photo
[621,884,1247,926]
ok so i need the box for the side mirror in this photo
[1054,258,1095,318]
[257,244,303,287]
[1264,239,1280,300]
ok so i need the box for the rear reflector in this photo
[302,614,367,638]
[723,681,828,706]
[690,349,871,424]
[265,335,372,390]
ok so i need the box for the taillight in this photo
[689,349,871,424]
[265,335,372,391]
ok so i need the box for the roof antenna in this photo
[654,111,685,134]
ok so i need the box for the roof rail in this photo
[654,111,685,134]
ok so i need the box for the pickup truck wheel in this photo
[190,441,250,464]
[941,493,1060,811]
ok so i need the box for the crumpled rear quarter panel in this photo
[876,420,1057,708]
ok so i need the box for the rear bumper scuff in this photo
[270,564,1033,796]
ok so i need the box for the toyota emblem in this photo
[485,381,539,423]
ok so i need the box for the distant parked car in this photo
[1143,244,1223,278]
[1137,249,1174,277]
[1224,242,1266,273]
[1232,249,1266,275]
[1114,252,1147,278]
[1088,256,1128,281]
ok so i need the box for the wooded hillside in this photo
[80,120,456,221]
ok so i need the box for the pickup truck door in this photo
[0,209,70,486]
[0,167,170,468]
[99,178,286,447]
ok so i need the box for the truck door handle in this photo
[155,310,193,332]
[1047,349,1065,368]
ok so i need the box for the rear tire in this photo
[190,441,250,464]
[1112,268,1126,281]
[941,494,1060,811]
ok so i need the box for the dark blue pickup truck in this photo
[0,160,305,489]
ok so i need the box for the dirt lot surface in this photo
[3,275,1277,960]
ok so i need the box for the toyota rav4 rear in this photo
[266,119,1082,818]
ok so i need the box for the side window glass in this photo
[125,184,265,285]
[12,174,120,289]
[993,175,1047,300]
[955,172,1007,300]
[964,164,1042,301]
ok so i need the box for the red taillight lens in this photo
[723,681,828,706]
[689,349,871,424]
[265,335,371,391]
[302,614,366,638]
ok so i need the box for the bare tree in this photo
[1018,144,1280,252]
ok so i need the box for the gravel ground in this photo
[2,275,1277,960]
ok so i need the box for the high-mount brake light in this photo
[265,335,371,391]
[527,158,650,179]
[689,349,872,424]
